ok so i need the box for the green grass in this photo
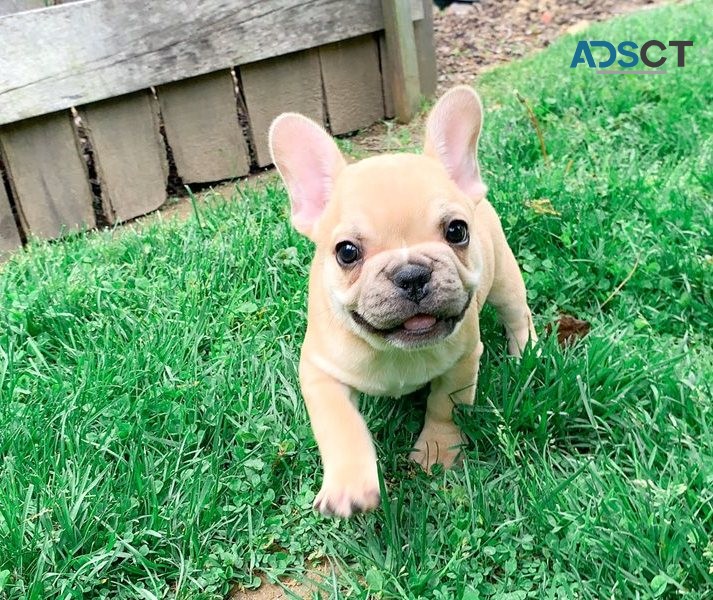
[1,2,712,598]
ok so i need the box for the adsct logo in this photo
[571,40,693,74]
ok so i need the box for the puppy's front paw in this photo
[410,426,465,472]
[506,316,538,358]
[314,462,380,518]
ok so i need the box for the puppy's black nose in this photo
[391,264,432,303]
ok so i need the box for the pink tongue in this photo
[403,314,437,331]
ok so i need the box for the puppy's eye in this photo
[335,241,361,266]
[445,220,469,245]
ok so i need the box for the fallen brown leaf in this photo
[546,314,591,347]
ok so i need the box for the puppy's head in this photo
[269,86,488,350]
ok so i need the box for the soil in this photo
[229,563,331,600]
[433,0,661,92]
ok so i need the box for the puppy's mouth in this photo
[350,299,471,347]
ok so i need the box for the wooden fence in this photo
[0,0,436,255]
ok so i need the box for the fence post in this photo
[415,0,437,97]
[381,0,421,123]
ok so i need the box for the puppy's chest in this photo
[366,351,457,397]
[315,345,463,398]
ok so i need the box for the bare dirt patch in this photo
[433,0,664,92]
[229,562,333,600]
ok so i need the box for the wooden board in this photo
[0,175,21,254]
[0,0,424,125]
[240,50,324,167]
[414,0,437,97]
[157,70,250,184]
[0,111,95,239]
[381,0,421,123]
[0,0,44,17]
[80,91,167,223]
[319,35,385,135]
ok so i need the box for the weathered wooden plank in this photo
[157,71,250,184]
[0,0,44,17]
[240,50,324,168]
[0,0,424,126]
[414,0,437,97]
[320,35,385,135]
[0,111,95,239]
[0,174,21,254]
[381,0,421,123]
[79,91,167,223]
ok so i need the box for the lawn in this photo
[1,1,712,598]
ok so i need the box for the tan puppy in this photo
[269,86,536,518]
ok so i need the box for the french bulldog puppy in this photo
[268,86,536,518]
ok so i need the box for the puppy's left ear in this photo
[424,86,488,203]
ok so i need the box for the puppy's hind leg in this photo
[410,342,482,472]
[487,245,537,357]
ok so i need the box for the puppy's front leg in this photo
[410,342,483,471]
[488,245,537,357]
[300,358,380,517]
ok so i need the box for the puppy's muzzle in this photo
[390,263,432,303]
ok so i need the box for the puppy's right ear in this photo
[269,114,346,239]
